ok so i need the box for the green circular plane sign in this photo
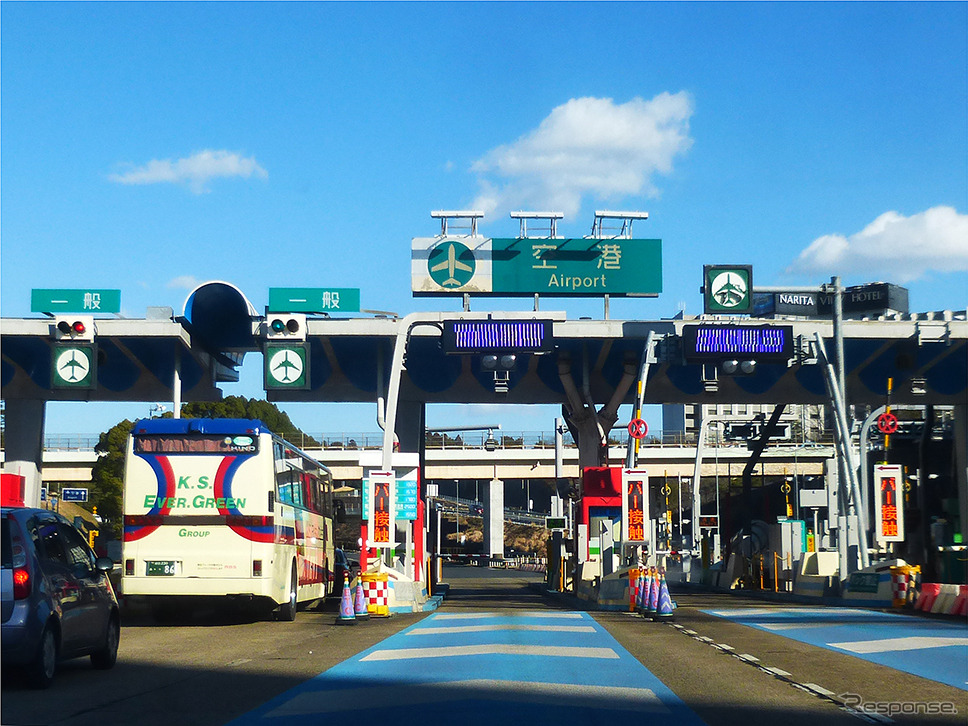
[704,265,752,313]
[427,241,476,288]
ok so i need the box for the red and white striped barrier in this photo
[914,582,968,617]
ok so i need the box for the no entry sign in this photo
[628,419,649,439]
[877,411,898,434]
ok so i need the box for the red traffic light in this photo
[56,320,87,336]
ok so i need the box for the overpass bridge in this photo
[9,435,835,488]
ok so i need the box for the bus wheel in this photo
[276,562,298,621]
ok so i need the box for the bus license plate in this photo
[146,561,177,576]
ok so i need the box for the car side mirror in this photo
[95,557,115,573]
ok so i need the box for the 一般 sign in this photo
[31,289,121,314]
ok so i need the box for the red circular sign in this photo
[628,418,649,439]
[877,412,899,434]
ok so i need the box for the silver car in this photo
[1,507,120,688]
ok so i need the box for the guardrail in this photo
[23,428,836,453]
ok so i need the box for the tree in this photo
[89,398,317,537]
[90,420,133,539]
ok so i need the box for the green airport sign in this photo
[703,265,753,314]
[51,345,96,389]
[264,344,309,390]
[412,237,662,297]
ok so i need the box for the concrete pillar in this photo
[2,399,46,507]
[394,400,424,580]
[484,478,505,559]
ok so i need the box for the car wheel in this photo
[28,624,58,689]
[276,562,298,621]
[91,615,120,669]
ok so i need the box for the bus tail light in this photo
[226,515,273,528]
[13,568,31,599]
[252,560,263,577]
[125,559,135,576]
[125,515,165,527]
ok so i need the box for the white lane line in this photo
[735,653,760,663]
[801,683,837,697]
[429,611,585,621]
[761,666,792,677]
[264,679,670,717]
[361,644,620,661]
[759,622,841,631]
[829,636,968,653]
[408,624,596,635]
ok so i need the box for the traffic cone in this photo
[353,575,369,621]
[638,569,650,614]
[648,567,659,614]
[654,570,675,621]
[336,573,356,625]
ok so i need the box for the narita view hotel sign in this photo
[754,283,908,318]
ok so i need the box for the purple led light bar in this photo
[443,320,553,353]
[683,324,793,361]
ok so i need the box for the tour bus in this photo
[122,418,338,620]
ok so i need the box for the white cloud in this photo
[787,206,968,282]
[166,275,202,290]
[110,150,268,194]
[471,93,694,217]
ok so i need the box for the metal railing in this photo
[7,427,837,453]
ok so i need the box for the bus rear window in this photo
[134,435,258,454]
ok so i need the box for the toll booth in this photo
[578,467,623,579]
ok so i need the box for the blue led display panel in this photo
[442,320,554,353]
[682,324,793,361]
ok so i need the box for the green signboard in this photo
[412,237,662,297]
[847,571,880,594]
[264,344,309,390]
[51,345,96,389]
[703,265,753,314]
[268,288,360,313]
[31,289,121,314]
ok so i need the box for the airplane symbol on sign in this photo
[429,242,474,287]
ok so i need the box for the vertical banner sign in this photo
[874,464,904,542]
[622,469,650,543]
[367,470,396,548]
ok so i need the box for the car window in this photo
[35,516,70,568]
[1,517,11,569]
[59,522,95,576]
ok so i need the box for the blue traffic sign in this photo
[61,487,89,502]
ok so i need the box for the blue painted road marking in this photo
[703,606,968,690]
[228,610,707,725]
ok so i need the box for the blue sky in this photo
[2,2,966,437]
